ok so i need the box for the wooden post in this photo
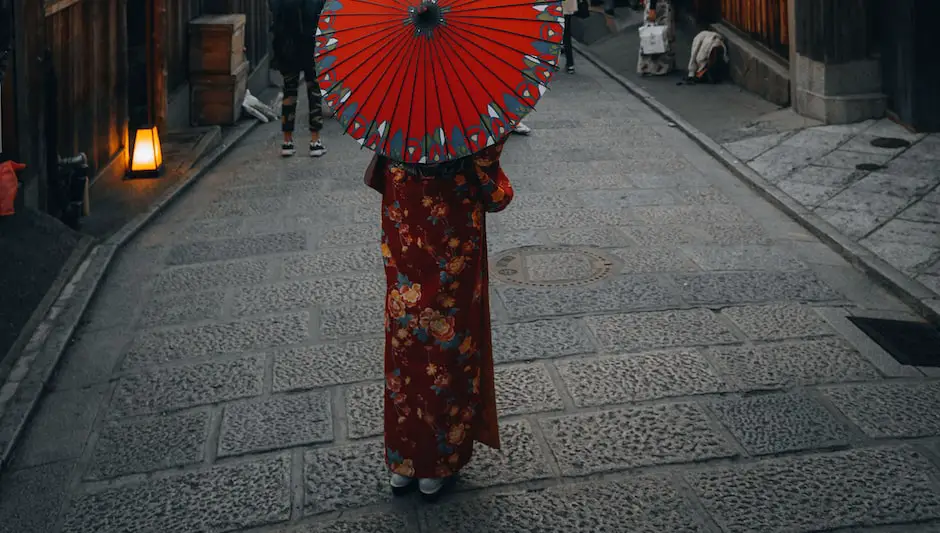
[11,0,48,210]
[152,0,167,132]
[794,0,870,64]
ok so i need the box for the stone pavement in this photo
[3,60,940,533]
[725,122,940,308]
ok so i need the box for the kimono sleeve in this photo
[472,142,514,213]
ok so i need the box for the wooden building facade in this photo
[2,0,273,217]
[691,0,939,131]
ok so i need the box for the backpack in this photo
[272,0,311,71]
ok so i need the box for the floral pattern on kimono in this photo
[380,142,512,479]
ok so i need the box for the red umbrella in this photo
[315,0,564,163]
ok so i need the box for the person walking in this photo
[269,0,327,157]
[562,0,576,73]
[637,0,676,76]
[365,141,513,501]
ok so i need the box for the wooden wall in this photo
[44,0,127,182]
[165,0,271,95]
[165,0,207,95]
[720,0,789,58]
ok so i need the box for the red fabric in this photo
[381,143,512,479]
[315,0,564,163]
[0,160,25,216]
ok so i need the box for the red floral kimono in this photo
[378,142,513,479]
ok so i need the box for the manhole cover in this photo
[870,137,911,149]
[855,163,884,171]
[492,246,619,288]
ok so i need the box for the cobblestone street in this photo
[3,60,940,532]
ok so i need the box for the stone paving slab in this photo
[540,403,738,475]
[557,349,729,407]
[709,392,853,456]
[218,391,333,457]
[723,118,940,308]
[3,58,940,533]
[62,455,292,533]
[422,476,708,532]
[584,308,739,352]
[685,447,940,533]
[85,409,210,480]
[708,339,881,390]
[823,381,940,439]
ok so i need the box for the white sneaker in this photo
[280,141,296,157]
[512,122,532,136]
[390,473,415,495]
[310,140,327,157]
[419,477,450,502]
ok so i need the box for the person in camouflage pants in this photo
[269,0,327,157]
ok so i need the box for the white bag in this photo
[639,23,668,55]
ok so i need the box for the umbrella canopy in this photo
[315,0,564,163]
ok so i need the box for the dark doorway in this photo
[877,0,940,132]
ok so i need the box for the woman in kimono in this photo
[637,0,676,76]
[367,141,513,501]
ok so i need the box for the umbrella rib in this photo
[446,14,563,22]
[443,0,558,12]
[380,34,421,158]
[318,24,412,100]
[330,0,407,12]
[444,17,567,48]
[445,23,559,84]
[331,25,413,121]
[419,36,432,161]
[317,18,409,38]
[435,31,504,146]
[403,37,423,162]
[447,1,562,12]
[437,28,537,119]
[355,35,416,148]
[316,22,409,81]
[332,27,413,141]
[433,33,492,152]
[431,35,468,159]
[438,0,477,11]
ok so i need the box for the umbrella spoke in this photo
[319,24,412,99]
[444,20,562,71]
[438,28,538,114]
[317,22,408,79]
[444,0,558,11]
[436,30,514,143]
[443,16,566,47]
[331,28,413,139]
[317,18,408,38]
[447,0,561,13]
[379,34,423,158]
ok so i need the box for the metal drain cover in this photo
[870,137,911,149]
[492,246,619,288]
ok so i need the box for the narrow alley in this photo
[2,59,940,533]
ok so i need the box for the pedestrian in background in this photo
[364,142,513,501]
[637,0,676,76]
[562,0,577,73]
[270,0,327,157]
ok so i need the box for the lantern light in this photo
[127,125,164,178]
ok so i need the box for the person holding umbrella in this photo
[316,0,565,502]
[269,0,327,157]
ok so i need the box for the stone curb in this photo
[0,106,271,474]
[573,43,940,327]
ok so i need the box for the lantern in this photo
[127,125,164,178]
